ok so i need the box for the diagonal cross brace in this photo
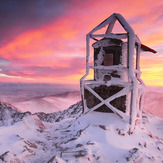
[83,84,131,119]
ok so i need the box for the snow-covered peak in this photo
[0,100,31,127]
[0,100,163,162]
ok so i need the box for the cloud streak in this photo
[0,0,73,45]
[0,56,85,83]
[0,0,162,85]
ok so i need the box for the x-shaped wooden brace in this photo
[83,84,131,120]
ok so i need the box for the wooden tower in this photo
[80,13,156,133]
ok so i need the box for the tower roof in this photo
[88,13,156,54]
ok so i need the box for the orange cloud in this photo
[140,56,163,86]
[141,33,163,46]
[0,0,162,85]
[0,17,83,60]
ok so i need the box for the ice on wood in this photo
[80,13,156,134]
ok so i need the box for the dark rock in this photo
[0,100,31,126]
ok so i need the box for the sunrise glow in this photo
[0,0,162,86]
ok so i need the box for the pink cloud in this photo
[0,0,162,85]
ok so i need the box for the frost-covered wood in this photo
[80,13,146,134]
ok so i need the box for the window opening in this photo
[104,53,113,66]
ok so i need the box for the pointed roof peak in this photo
[88,13,134,36]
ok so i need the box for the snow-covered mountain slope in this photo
[144,90,163,118]
[10,91,81,113]
[0,100,162,163]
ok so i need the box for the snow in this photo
[0,91,80,114]
[0,92,163,162]
[13,95,80,114]
[143,87,163,118]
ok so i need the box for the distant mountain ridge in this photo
[144,90,163,118]
[0,100,82,126]
[0,90,81,114]
[51,90,80,98]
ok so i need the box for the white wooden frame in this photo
[80,13,145,134]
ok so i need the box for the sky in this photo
[0,0,162,86]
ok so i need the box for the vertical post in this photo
[135,41,145,125]
[128,32,138,134]
[80,34,91,113]
[86,34,90,74]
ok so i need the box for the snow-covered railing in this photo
[83,79,131,87]
[89,65,128,70]
[91,33,128,40]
